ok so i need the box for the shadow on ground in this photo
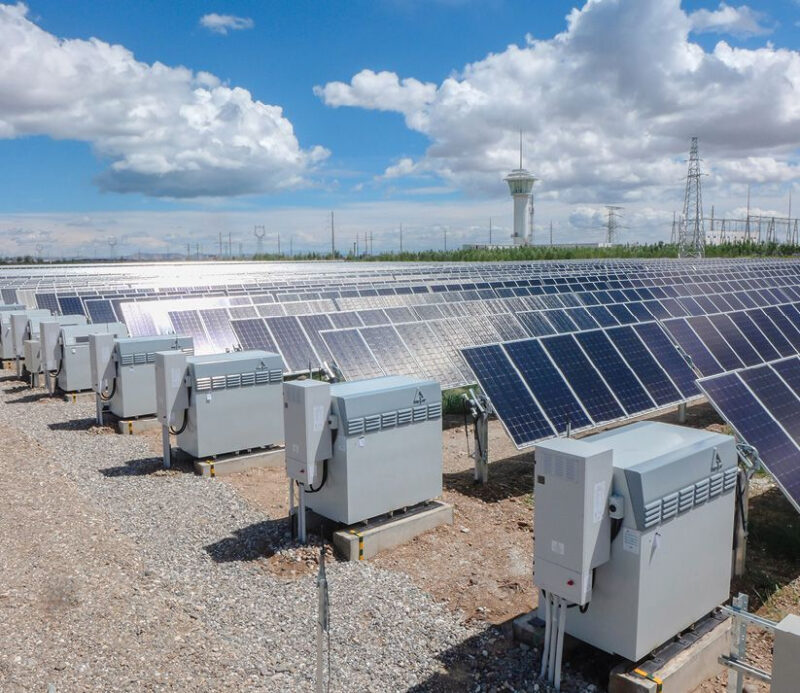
[204,518,297,562]
[443,453,534,503]
[8,391,51,404]
[406,616,609,693]
[48,417,98,431]
[100,455,195,477]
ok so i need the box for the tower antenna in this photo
[254,225,266,257]
[678,137,705,258]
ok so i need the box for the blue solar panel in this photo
[565,307,599,331]
[762,306,800,351]
[745,309,796,357]
[727,312,781,362]
[626,302,655,322]
[686,316,744,371]
[541,334,624,423]
[36,292,59,313]
[771,358,800,398]
[544,309,577,333]
[740,365,800,444]
[607,326,682,406]
[359,325,421,378]
[58,296,84,316]
[700,372,800,511]
[462,344,555,447]
[575,330,655,415]
[633,322,700,398]
[504,339,591,433]
[606,303,638,324]
[517,311,556,337]
[85,299,117,324]
[586,305,619,327]
[707,314,761,367]
[231,318,279,353]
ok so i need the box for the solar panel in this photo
[541,334,625,423]
[771,357,800,397]
[199,308,238,353]
[543,309,577,334]
[168,310,213,354]
[58,296,85,316]
[606,326,682,406]
[706,314,761,366]
[320,328,384,381]
[762,306,800,351]
[745,309,796,357]
[231,318,280,353]
[516,311,556,337]
[329,311,364,328]
[699,370,800,512]
[297,314,335,363]
[632,322,700,398]
[461,344,555,447]
[739,365,800,443]
[85,298,117,324]
[575,330,656,414]
[585,305,619,327]
[265,316,319,372]
[685,316,744,371]
[486,313,528,341]
[726,312,781,362]
[35,292,59,313]
[359,325,422,378]
[395,322,464,389]
[504,339,591,433]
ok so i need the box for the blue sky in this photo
[0,0,798,256]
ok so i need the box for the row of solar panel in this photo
[459,322,700,448]
[699,358,800,511]
[662,305,800,377]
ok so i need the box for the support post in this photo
[733,472,749,577]
[464,389,491,484]
[298,484,307,543]
[677,402,687,424]
[727,593,749,693]
[95,393,103,426]
[161,425,171,469]
[288,479,295,536]
[15,355,21,378]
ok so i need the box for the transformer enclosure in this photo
[6,310,51,360]
[95,335,194,419]
[284,375,443,525]
[534,422,737,662]
[54,322,128,393]
[156,350,284,459]
[26,316,87,377]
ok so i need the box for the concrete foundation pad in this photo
[513,609,729,692]
[187,447,284,477]
[60,390,96,402]
[115,416,161,435]
[332,501,453,561]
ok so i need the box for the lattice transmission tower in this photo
[254,225,266,256]
[605,206,623,245]
[678,137,705,258]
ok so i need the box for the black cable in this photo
[169,408,189,435]
[734,471,748,548]
[306,458,329,493]
[462,406,472,459]
[98,375,117,402]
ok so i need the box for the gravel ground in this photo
[0,371,599,693]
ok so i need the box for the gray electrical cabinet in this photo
[7,310,51,362]
[159,350,284,459]
[534,421,737,662]
[285,375,443,525]
[101,335,194,419]
[0,305,29,358]
[26,316,87,380]
[56,322,128,393]
[772,614,800,693]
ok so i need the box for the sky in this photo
[0,0,798,258]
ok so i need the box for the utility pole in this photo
[187,243,191,260]
[549,220,553,246]
[400,223,403,254]
[331,211,335,256]
[278,233,281,256]
[489,218,492,245]
[219,232,223,258]
[678,136,705,258]
[228,231,232,259]
[290,236,293,256]
[710,205,715,244]
[443,226,447,252]
[605,206,623,245]
[745,184,751,242]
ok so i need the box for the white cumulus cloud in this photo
[689,3,772,37]
[0,3,326,198]
[315,0,800,207]
[199,13,254,35]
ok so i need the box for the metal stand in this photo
[721,593,774,692]
[161,425,171,469]
[464,389,491,484]
[677,402,687,424]
[15,355,21,378]
[46,371,54,395]
[316,547,329,693]
[95,393,104,426]
[298,484,307,543]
